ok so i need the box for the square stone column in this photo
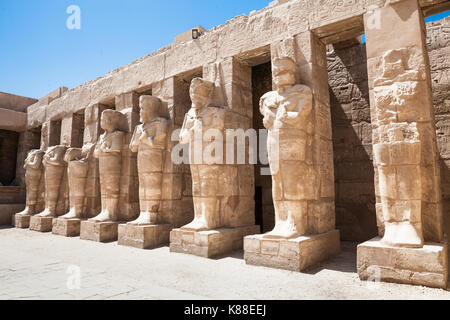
[152,77,194,228]
[41,120,60,149]
[115,92,140,222]
[244,31,340,271]
[83,104,109,218]
[357,0,448,288]
[169,60,259,258]
[203,57,256,228]
[60,113,84,148]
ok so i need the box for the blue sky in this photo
[0,1,448,100]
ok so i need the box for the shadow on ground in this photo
[215,241,358,275]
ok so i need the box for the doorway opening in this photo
[251,61,274,233]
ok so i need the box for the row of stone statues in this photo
[16,58,423,275]
[16,97,169,227]
[16,57,420,247]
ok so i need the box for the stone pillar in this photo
[153,77,194,228]
[169,60,259,259]
[48,120,61,147]
[115,92,140,221]
[357,0,448,288]
[83,104,108,218]
[203,57,256,229]
[244,31,340,272]
[60,113,84,148]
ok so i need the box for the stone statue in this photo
[36,145,68,218]
[372,49,425,248]
[129,96,169,225]
[60,143,96,220]
[179,77,226,231]
[16,149,45,216]
[260,57,313,239]
[89,110,125,222]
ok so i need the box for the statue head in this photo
[26,149,45,164]
[100,109,124,132]
[273,57,297,89]
[44,145,68,165]
[139,96,162,123]
[190,78,214,110]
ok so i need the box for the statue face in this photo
[190,83,210,110]
[274,71,296,88]
[100,113,112,131]
[140,105,157,123]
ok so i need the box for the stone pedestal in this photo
[13,214,31,229]
[80,220,122,243]
[52,218,82,237]
[244,230,340,272]
[357,237,448,289]
[29,216,54,232]
[170,225,260,258]
[118,224,172,249]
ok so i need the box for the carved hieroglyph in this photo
[129,96,169,225]
[16,149,45,216]
[36,145,68,218]
[179,78,228,231]
[260,57,313,239]
[89,110,125,222]
[60,143,96,219]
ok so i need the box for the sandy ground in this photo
[0,226,449,300]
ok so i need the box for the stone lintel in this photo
[357,237,448,289]
[29,216,55,232]
[244,230,341,272]
[80,221,123,243]
[52,218,83,237]
[118,224,172,249]
[170,225,260,258]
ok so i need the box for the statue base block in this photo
[244,230,340,272]
[14,214,31,229]
[357,237,448,289]
[170,225,260,258]
[29,216,55,232]
[80,221,122,243]
[118,224,172,249]
[52,218,82,237]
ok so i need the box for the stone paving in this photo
[1,226,450,300]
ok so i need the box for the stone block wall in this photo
[328,44,378,242]
[428,17,450,240]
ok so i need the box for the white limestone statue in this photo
[260,57,313,239]
[89,110,125,222]
[36,145,68,218]
[60,143,96,220]
[16,149,45,216]
[179,77,226,231]
[129,96,169,225]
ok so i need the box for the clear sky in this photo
[0,1,448,100]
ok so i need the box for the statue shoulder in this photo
[289,84,312,97]
[261,91,276,101]
[260,91,277,108]
[206,105,225,114]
